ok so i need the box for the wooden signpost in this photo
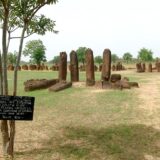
[0,95,35,121]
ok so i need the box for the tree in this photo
[94,55,102,65]
[23,40,46,65]
[138,48,153,62]
[7,51,17,65]
[52,55,60,64]
[111,54,119,63]
[0,0,58,158]
[76,47,87,65]
[123,52,133,63]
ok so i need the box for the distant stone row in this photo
[136,61,160,72]
[7,60,125,73]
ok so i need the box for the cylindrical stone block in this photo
[85,49,95,86]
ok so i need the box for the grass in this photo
[0,69,160,160]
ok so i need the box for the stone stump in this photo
[110,74,121,83]
[22,64,28,70]
[70,50,79,82]
[29,64,36,70]
[148,63,152,72]
[112,64,116,71]
[59,52,67,81]
[99,64,102,72]
[85,49,95,86]
[136,63,143,72]
[7,64,14,71]
[101,49,111,81]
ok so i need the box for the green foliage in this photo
[26,14,58,36]
[7,51,17,65]
[111,54,119,63]
[94,55,102,65]
[23,39,46,65]
[76,47,87,65]
[0,0,58,43]
[51,55,60,64]
[123,52,133,63]
[138,48,153,62]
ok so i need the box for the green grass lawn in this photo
[1,70,160,160]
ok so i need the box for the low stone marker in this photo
[49,81,72,92]
[24,79,59,91]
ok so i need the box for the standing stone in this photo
[101,49,111,81]
[85,49,95,86]
[157,62,160,72]
[70,50,79,82]
[142,63,146,72]
[148,63,152,72]
[59,52,67,81]
[155,60,158,69]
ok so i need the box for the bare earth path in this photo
[136,74,160,129]
[135,74,160,160]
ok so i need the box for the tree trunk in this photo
[2,8,8,96]
[13,26,26,96]
[1,6,10,157]
[0,52,3,95]
[8,120,15,159]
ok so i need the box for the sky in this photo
[1,0,160,61]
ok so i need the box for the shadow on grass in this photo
[15,124,160,160]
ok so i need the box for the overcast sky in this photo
[2,0,160,61]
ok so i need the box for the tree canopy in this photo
[138,48,153,62]
[111,54,119,63]
[7,51,17,65]
[23,39,46,65]
[51,55,60,64]
[94,55,102,65]
[123,52,133,63]
[76,47,87,65]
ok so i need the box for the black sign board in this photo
[0,95,35,120]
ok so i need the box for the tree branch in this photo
[10,33,34,39]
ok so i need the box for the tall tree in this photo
[138,48,153,62]
[123,52,133,63]
[111,54,119,63]
[7,51,17,65]
[51,55,60,64]
[23,40,46,65]
[0,0,58,158]
[76,47,87,65]
[94,55,102,65]
[0,1,12,157]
